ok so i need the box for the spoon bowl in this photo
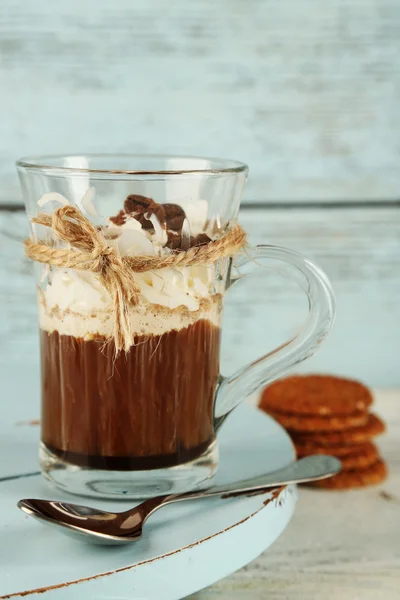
[18,455,341,545]
[18,499,143,545]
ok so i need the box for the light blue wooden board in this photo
[0,402,297,599]
[0,364,40,479]
[1,0,399,204]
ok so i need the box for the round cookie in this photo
[306,458,387,489]
[292,414,385,445]
[294,440,376,458]
[260,375,373,416]
[296,442,379,470]
[267,408,368,432]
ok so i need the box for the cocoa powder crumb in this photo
[379,490,397,502]
[17,419,40,426]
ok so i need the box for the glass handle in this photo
[214,245,336,428]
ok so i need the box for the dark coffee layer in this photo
[40,319,220,470]
[44,439,212,471]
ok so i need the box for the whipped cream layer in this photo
[38,263,223,338]
[39,287,222,339]
[36,191,228,339]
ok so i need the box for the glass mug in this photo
[17,154,335,499]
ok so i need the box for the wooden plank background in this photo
[0,0,399,205]
[0,0,399,386]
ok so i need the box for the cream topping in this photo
[39,292,222,338]
[35,191,227,334]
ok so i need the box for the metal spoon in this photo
[18,455,340,545]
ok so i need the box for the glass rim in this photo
[16,153,249,176]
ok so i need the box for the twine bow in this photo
[25,205,247,353]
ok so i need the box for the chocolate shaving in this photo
[117,195,211,250]
[124,194,166,230]
[109,210,126,226]
[123,195,187,235]
[165,231,212,250]
[165,230,182,250]
[163,204,186,231]
[124,194,156,215]
[193,233,211,246]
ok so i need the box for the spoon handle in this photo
[145,455,341,517]
[177,455,340,499]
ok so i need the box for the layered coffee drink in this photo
[37,193,226,476]
[21,154,335,501]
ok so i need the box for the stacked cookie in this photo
[259,375,388,489]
